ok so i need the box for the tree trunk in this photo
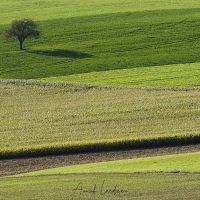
[19,40,23,50]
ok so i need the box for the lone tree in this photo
[6,19,40,50]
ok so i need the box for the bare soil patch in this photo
[1,144,200,177]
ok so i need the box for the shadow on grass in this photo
[28,49,93,58]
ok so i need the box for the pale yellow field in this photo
[0,80,199,149]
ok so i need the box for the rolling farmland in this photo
[0,0,200,199]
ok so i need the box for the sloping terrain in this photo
[1,144,200,176]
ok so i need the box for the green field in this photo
[1,0,200,199]
[1,0,200,24]
[0,0,200,86]
[42,62,200,87]
[1,152,200,199]
[15,152,200,176]
[1,173,200,200]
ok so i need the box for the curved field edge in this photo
[14,152,200,177]
[1,0,200,25]
[1,134,200,159]
[41,62,200,87]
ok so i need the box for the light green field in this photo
[1,0,200,24]
[16,152,200,176]
[1,152,200,199]
[1,173,200,200]
[42,62,200,87]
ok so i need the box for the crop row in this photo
[1,134,200,159]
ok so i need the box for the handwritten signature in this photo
[71,180,128,199]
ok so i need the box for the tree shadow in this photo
[28,49,93,58]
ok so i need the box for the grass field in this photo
[1,152,200,199]
[15,152,200,176]
[1,0,200,199]
[1,0,200,24]
[42,62,200,87]
[0,0,178,24]
[1,173,200,200]
[0,0,200,86]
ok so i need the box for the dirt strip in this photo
[1,144,200,177]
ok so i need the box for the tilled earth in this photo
[1,144,200,177]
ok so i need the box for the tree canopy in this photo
[6,19,40,50]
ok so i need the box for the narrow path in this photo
[1,144,200,177]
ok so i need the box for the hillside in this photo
[0,1,200,199]
[0,0,200,86]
